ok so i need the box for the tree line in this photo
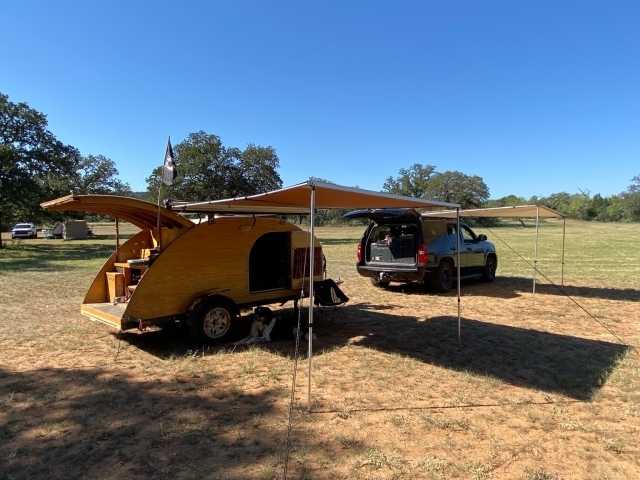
[381,164,640,223]
[3,91,640,238]
[1,93,132,232]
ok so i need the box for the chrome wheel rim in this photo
[202,307,231,338]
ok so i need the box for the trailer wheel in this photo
[189,298,237,345]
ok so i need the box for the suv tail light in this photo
[417,243,427,265]
[357,242,362,262]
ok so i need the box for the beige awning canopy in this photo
[167,181,460,214]
[41,195,195,230]
[421,205,565,219]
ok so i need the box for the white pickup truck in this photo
[11,223,37,239]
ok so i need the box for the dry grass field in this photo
[1,219,639,479]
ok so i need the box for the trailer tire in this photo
[189,298,237,345]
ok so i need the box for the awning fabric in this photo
[421,205,565,219]
[167,181,460,214]
[41,195,195,230]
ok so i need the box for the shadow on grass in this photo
[114,310,301,358]
[0,366,299,479]
[113,303,629,402]
[0,242,113,272]
[326,304,629,401]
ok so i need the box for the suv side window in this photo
[422,221,447,243]
[446,224,457,241]
[461,225,476,243]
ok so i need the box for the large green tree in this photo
[145,131,282,202]
[424,171,490,208]
[0,93,77,242]
[382,164,437,198]
[382,163,489,209]
[1,93,133,244]
[70,154,132,196]
[622,174,640,222]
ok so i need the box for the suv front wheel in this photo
[481,256,496,283]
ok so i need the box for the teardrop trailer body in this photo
[41,195,324,344]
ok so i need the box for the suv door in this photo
[460,224,484,270]
[445,223,467,270]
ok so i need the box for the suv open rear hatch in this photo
[344,209,420,267]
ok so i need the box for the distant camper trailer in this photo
[52,222,63,238]
[63,220,88,239]
[51,220,88,239]
[41,195,324,344]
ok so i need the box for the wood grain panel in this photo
[126,217,322,320]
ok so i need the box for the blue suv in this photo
[344,209,497,292]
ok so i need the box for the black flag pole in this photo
[156,182,163,252]
[157,137,177,252]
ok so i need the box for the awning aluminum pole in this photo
[561,218,566,288]
[532,206,540,305]
[456,208,461,348]
[307,186,316,412]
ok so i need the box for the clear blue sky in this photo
[2,1,638,199]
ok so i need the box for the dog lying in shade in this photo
[233,306,277,346]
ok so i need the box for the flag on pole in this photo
[162,137,177,186]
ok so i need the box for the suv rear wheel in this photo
[431,260,453,293]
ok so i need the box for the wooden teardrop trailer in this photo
[41,195,323,344]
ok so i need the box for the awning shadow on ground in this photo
[322,304,629,401]
[115,303,629,402]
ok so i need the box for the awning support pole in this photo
[456,208,461,348]
[561,217,566,288]
[307,186,316,412]
[533,206,540,305]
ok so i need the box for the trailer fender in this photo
[185,294,239,327]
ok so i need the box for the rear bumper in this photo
[357,264,427,283]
